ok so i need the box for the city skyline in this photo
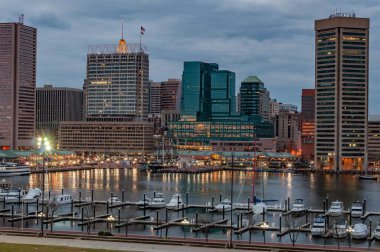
[2,0,380,114]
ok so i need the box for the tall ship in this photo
[0,162,31,176]
[147,139,179,172]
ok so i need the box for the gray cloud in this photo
[2,0,380,113]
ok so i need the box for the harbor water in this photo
[2,168,380,248]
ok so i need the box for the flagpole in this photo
[139,28,142,52]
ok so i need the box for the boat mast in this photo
[252,137,256,203]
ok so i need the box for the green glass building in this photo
[181,61,219,121]
[210,70,236,120]
[240,76,270,122]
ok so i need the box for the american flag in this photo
[140,26,145,35]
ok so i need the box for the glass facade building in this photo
[210,70,236,120]
[314,14,369,171]
[240,76,270,122]
[181,61,219,121]
[301,89,315,161]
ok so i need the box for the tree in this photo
[285,218,300,247]
[48,201,59,233]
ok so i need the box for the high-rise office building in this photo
[0,22,36,150]
[315,13,369,171]
[274,110,301,153]
[279,103,298,113]
[240,76,270,122]
[210,70,236,120]
[84,35,149,121]
[181,61,219,121]
[160,79,181,112]
[368,116,380,165]
[301,89,315,161]
[149,82,161,115]
[270,99,280,118]
[36,85,83,139]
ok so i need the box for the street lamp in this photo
[37,137,51,236]
[346,225,353,247]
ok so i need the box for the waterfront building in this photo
[83,34,149,121]
[0,21,36,150]
[168,119,273,149]
[36,85,83,142]
[149,82,161,115]
[240,76,270,122]
[301,89,315,162]
[181,61,219,121]
[160,79,181,112]
[368,117,380,166]
[274,110,301,154]
[314,13,369,171]
[161,110,180,128]
[210,138,276,152]
[58,121,154,154]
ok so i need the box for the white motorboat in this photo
[166,193,183,209]
[148,193,166,208]
[351,223,369,239]
[215,199,232,212]
[252,202,267,214]
[328,201,344,216]
[107,196,121,204]
[0,162,30,176]
[21,188,42,202]
[51,194,73,205]
[374,221,380,240]
[0,185,27,202]
[350,201,363,217]
[311,216,326,237]
[136,196,152,206]
[291,199,305,214]
[333,220,347,239]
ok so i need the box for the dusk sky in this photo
[2,0,380,114]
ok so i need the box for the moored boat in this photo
[0,162,30,176]
[291,198,305,215]
[374,221,380,240]
[166,193,183,209]
[351,223,369,239]
[51,194,73,205]
[311,216,326,237]
[333,220,347,239]
[148,193,166,208]
[215,199,232,212]
[328,201,344,216]
[350,201,363,217]
[21,188,42,202]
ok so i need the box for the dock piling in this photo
[211,197,214,208]
[177,194,180,209]
[285,200,287,211]
[91,190,94,202]
[143,194,146,216]
[48,191,51,200]
[279,214,282,231]
[181,203,184,218]
[220,194,222,202]
[106,201,109,214]
[11,204,14,228]
[26,202,29,215]
[186,193,188,206]
[195,212,198,226]
[349,210,352,226]
[247,198,250,212]
[62,188,64,195]
[111,192,113,206]
[79,191,82,202]
[222,205,225,220]
[122,189,124,202]
[287,197,290,211]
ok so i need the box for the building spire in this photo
[117,19,128,53]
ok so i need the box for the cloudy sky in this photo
[2,0,380,113]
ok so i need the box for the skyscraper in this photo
[0,21,36,150]
[210,70,236,120]
[301,89,315,161]
[240,76,270,122]
[315,13,369,171]
[36,85,83,140]
[160,79,181,112]
[84,34,149,121]
[181,61,219,121]
[149,82,161,115]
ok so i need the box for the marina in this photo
[0,168,378,249]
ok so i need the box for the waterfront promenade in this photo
[0,231,376,252]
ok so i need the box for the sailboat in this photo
[251,141,267,214]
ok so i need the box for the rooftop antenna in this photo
[18,14,24,24]
[121,19,124,39]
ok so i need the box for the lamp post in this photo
[229,152,235,247]
[261,222,269,243]
[37,137,51,236]
[346,225,353,248]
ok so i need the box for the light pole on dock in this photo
[229,152,234,247]
[37,137,51,236]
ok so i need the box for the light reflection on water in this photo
[2,169,380,248]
